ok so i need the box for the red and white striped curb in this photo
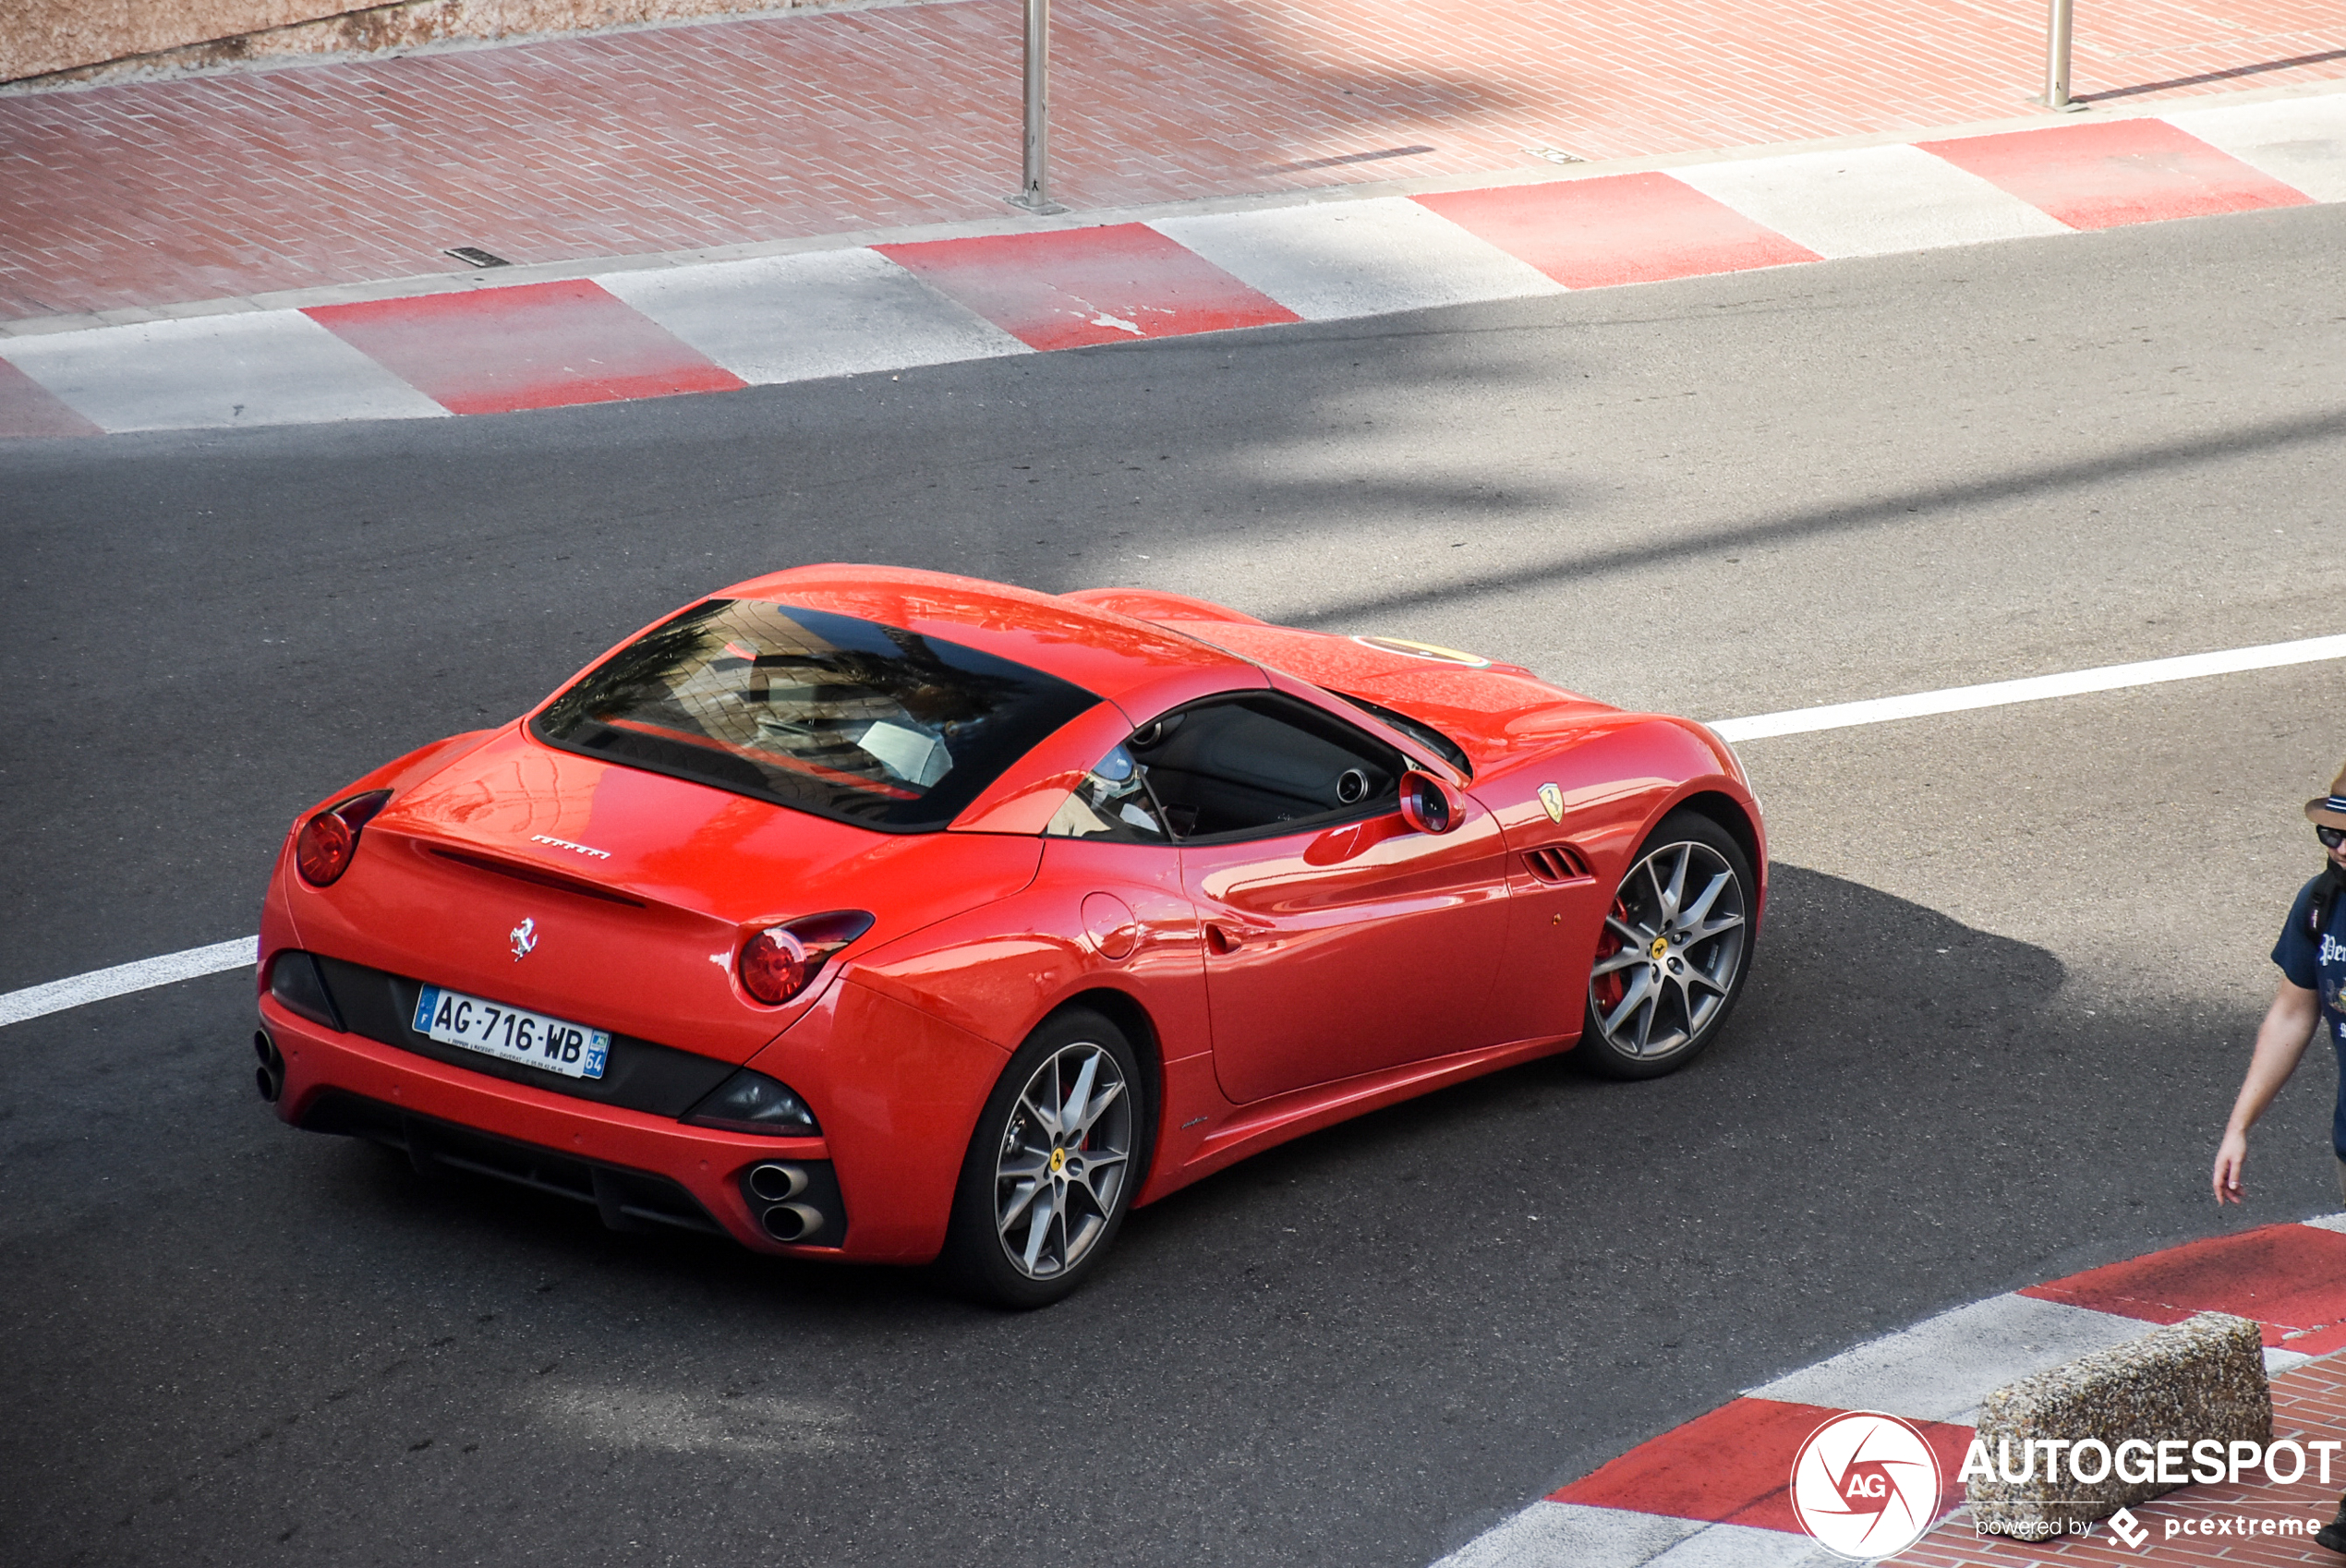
[1,91,2340,439]
[1435,1215,2346,1567]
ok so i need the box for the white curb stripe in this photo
[1743,1292,2152,1423]
[1710,633,2346,742]
[1433,1502,1707,1568]
[1646,1524,1833,1566]
[595,247,1026,384]
[1670,143,2068,259]
[0,311,447,432]
[8,630,2346,1029]
[0,936,258,1028]
[2162,94,2346,204]
[1151,198,1566,321]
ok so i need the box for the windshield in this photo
[533,599,1100,831]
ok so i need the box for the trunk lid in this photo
[289,726,1042,1064]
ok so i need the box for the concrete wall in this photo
[2,0,842,88]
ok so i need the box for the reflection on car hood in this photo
[1138,620,1621,768]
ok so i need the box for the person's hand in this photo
[2213,1128,2249,1204]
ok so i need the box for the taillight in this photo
[294,790,393,887]
[739,927,808,1006]
[736,911,874,1007]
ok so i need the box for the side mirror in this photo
[1398,771,1459,834]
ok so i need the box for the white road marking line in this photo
[0,935,259,1028]
[6,631,2345,1030]
[1711,633,2346,742]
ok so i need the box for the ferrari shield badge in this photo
[1539,783,1565,823]
[510,917,538,961]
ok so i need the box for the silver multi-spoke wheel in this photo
[992,1039,1133,1281]
[1588,835,1748,1065]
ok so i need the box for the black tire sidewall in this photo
[1573,809,1757,1081]
[939,1007,1149,1309]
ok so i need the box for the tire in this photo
[1574,810,1756,1080]
[939,1008,1148,1309]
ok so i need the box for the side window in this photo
[1128,694,1400,841]
[1044,744,1170,842]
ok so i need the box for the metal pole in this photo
[1008,0,1065,212]
[2043,0,2081,111]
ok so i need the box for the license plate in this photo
[412,984,610,1080]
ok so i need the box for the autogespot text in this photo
[1958,1435,2339,1488]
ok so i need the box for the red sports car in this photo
[256,566,1764,1305]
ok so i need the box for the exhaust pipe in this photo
[745,1162,828,1243]
[252,1029,285,1103]
[762,1201,827,1242]
[747,1162,809,1202]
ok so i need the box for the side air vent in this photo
[1524,845,1593,884]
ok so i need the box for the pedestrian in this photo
[2213,762,2346,1553]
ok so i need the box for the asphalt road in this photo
[4,200,2344,1568]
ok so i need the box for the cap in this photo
[2305,762,2346,830]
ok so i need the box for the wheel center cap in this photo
[1648,935,1670,961]
[1048,1147,1067,1175]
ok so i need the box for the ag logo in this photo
[1788,1410,1943,1560]
[509,917,538,961]
[1538,782,1565,823]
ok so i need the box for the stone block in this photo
[1965,1311,2270,1541]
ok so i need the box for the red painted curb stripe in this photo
[2020,1222,2346,1348]
[1549,1395,1973,1534]
[1917,119,2313,231]
[1414,173,1820,290]
[306,280,745,416]
[875,224,1300,351]
[0,356,102,439]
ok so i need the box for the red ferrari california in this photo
[256,565,1764,1305]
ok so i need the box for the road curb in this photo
[1,86,2339,439]
[1434,1217,2346,1566]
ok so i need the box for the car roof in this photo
[715,563,1255,707]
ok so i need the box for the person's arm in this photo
[2214,979,2324,1203]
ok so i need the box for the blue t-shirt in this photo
[2272,873,2346,1157]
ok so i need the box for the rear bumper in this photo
[260,994,861,1259]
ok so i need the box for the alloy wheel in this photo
[1588,838,1748,1061]
[993,1040,1133,1280]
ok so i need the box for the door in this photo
[1125,693,1511,1104]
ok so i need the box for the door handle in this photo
[1205,922,1242,955]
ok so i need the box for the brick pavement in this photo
[0,0,2340,321]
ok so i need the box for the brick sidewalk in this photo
[2,0,2340,321]
[1890,1350,2346,1567]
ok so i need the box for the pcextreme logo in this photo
[1788,1410,1945,1560]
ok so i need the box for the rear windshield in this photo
[533,599,1100,831]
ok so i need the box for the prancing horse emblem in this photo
[509,917,538,961]
[1538,782,1565,823]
